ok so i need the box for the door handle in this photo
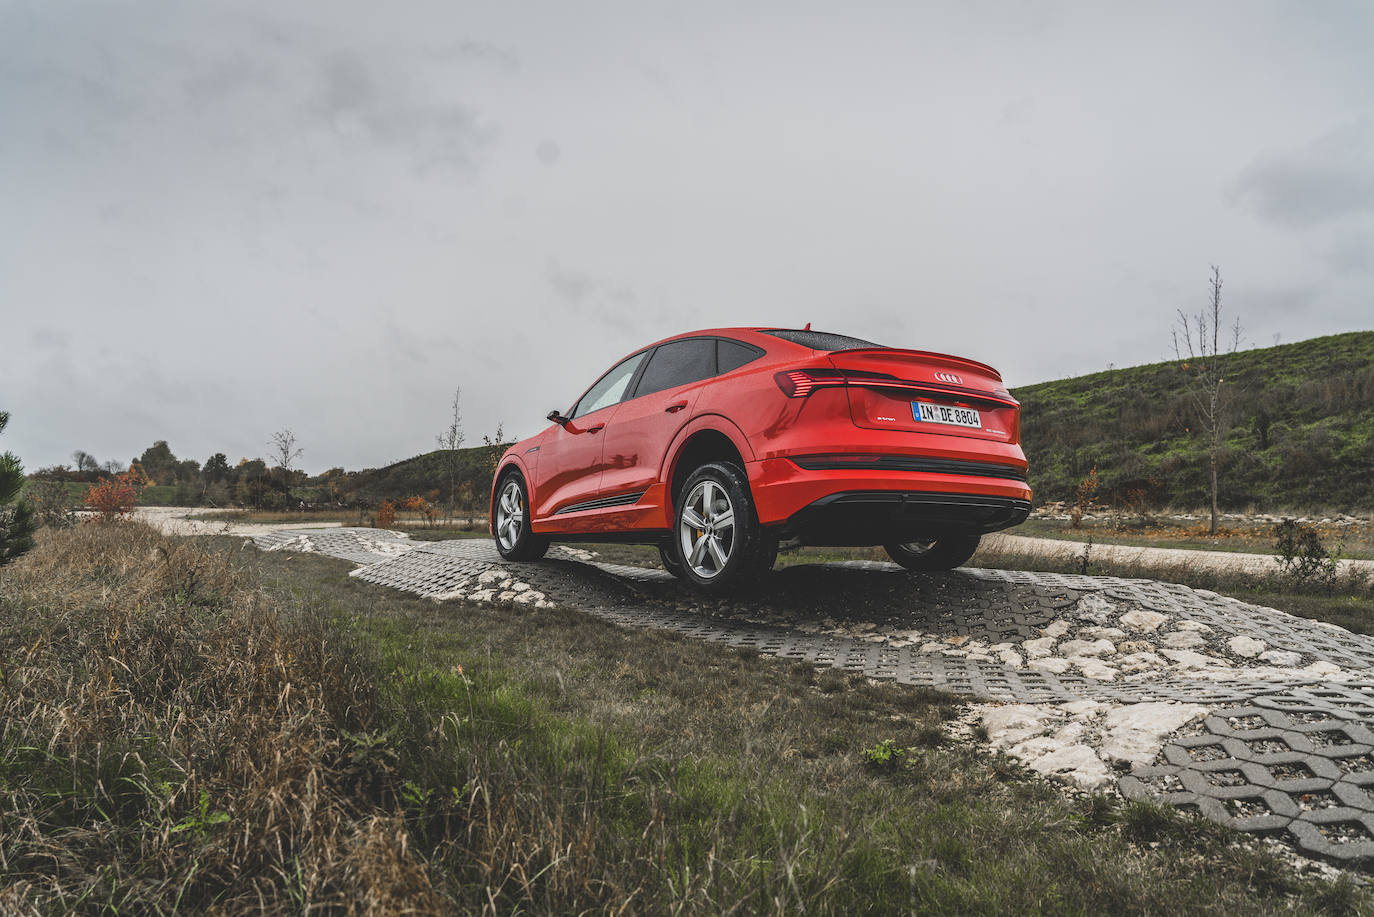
[664,401,688,413]
[586,423,605,434]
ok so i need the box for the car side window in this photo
[633,338,717,398]
[717,338,761,374]
[570,352,647,419]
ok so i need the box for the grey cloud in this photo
[546,259,595,303]
[1232,120,1374,227]
[311,50,489,175]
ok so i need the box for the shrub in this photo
[0,410,38,565]
[85,468,148,519]
[375,499,396,529]
[1069,466,1098,528]
[27,479,78,529]
[1273,518,1338,587]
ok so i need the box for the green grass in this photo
[3,523,1367,912]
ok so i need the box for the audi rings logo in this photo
[934,371,963,385]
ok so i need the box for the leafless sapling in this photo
[435,388,465,524]
[1172,266,1243,536]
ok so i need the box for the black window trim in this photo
[568,335,768,419]
[627,335,765,400]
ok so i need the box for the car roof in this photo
[632,327,826,352]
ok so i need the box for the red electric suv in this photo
[491,328,1030,592]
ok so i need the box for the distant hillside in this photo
[339,445,497,506]
[1012,331,1374,511]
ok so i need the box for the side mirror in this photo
[547,409,569,426]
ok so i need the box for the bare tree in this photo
[1172,265,1243,535]
[435,388,465,524]
[270,428,304,473]
[71,450,99,475]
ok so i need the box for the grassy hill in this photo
[1012,331,1374,511]
[334,332,1373,515]
[334,445,498,506]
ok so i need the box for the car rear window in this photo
[761,329,882,351]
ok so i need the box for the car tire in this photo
[658,539,686,578]
[672,462,776,593]
[492,472,550,561]
[884,534,981,571]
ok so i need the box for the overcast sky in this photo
[3,1,1372,473]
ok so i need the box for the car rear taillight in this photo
[774,368,897,397]
[773,369,846,397]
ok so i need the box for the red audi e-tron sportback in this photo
[490,328,1031,592]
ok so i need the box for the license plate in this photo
[912,401,982,429]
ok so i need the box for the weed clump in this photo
[1274,517,1339,588]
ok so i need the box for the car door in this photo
[532,350,647,520]
[596,337,718,504]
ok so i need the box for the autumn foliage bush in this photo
[400,495,436,527]
[85,468,150,519]
[375,499,396,529]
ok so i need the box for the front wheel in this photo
[493,473,550,561]
[884,534,981,571]
[671,462,776,593]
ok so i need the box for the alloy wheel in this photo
[496,479,524,550]
[678,479,736,579]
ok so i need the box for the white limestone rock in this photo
[1076,593,1117,624]
[1161,630,1206,650]
[1028,657,1073,674]
[1227,635,1266,658]
[1119,609,1168,632]
[1059,639,1116,658]
[982,705,1054,748]
[1305,661,1342,676]
[1023,636,1057,658]
[1099,702,1209,767]
[1117,652,1166,674]
[998,649,1025,668]
[1081,626,1127,641]
[1259,649,1303,667]
[1043,620,1073,639]
[1029,744,1114,790]
[1060,699,1106,718]
[1161,649,1230,670]
[1068,657,1119,681]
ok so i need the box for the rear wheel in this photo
[493,473,550,561]
[672,462,776,593]
[884,534,980,571]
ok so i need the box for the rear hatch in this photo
[827,348,1020,443]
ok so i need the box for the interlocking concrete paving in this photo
[252,528,1374,867]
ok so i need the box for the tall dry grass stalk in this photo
[0,521,441,914]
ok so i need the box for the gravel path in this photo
[248,527,1374,869]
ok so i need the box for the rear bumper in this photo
[747,456,1032,545]
[779,491,1031,545]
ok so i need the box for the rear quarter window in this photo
[717,338,762,373]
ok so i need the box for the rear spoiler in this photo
[833,347,1004,380]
